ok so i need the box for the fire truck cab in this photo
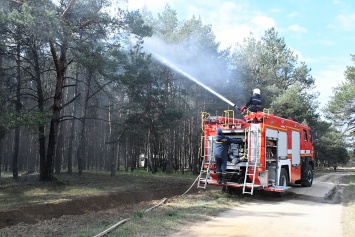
[197,110,315,195]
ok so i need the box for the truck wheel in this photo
[301,164,313,187]
[279,168,288,187]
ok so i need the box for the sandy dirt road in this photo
[171,172,348,237]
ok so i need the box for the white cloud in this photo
[288,50,344,111]
[319,39,335,46]
[209,13,276,49]
[287,12,299,18]
[186,1,256,48]
[313,65,346,109]
[337,14,355,31]
[251,15,276,30]
[288,24,307,33]
[126,0,172,13]
[269,8,282,13]
[292,48,317,64]
[126,0,277,49]
[124,0,355,107]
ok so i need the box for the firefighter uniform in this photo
[245,93,262,112]
[240,88,262,113]
[214,128,244,184]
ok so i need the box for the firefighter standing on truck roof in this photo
[240,88,262,113]
[214,128,245,185]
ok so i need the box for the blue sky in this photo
[126,0,355,110]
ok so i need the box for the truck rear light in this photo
[249,167,263,172]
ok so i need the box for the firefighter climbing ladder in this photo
[243,124,261,195]
[197,136,213,189]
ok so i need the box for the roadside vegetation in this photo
[95,190,236,237]
[342,173,355,237]
[0,169,354,236]
[90,170,355,237]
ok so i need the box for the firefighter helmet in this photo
[253,88,260,95]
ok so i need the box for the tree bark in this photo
[77,72,92,176]
[12,42,22,180]
[41,35,68,181]
[0,40,4,177]
[0,140,3,177]
[31,37,46,181]
[55,128,64,174]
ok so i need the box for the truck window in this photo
[303,130,308,141]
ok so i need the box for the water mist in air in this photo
[142,36,239,109]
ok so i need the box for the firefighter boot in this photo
[222,175,227,185]
[217,174,222,184]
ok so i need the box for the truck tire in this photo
[301,164,313,187]
[279,168,288,187]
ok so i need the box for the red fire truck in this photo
[197,109,315,195]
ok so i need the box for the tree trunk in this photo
[107,102,117,177]
[55,128,64,174]
[110,144,116,177]
[67,72,79,175]
[31,38,47,180]
[12,42,22,180]
[0,42,4,177]
[77,72,92,176]
[166,129,174,174]
[116,143,120,172]
[0,140,3,177]
[67,120,75,174]
[41,36,68,181]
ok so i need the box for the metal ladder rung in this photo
[197,159,211,189]
[244,183,254,186]
[243,124,260,195]
[197,133,215,189]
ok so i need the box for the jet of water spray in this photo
[152,53,238,109]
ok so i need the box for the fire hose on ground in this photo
[92,174,201,237]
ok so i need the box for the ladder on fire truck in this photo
[243,124,261,195]
[197,136,213,189]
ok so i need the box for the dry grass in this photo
[1,169,354,237]
[0,170,195,210]
[102,190,240,237]
[341,173,355,237]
